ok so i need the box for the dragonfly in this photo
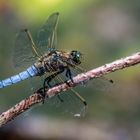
[0,12,87,110]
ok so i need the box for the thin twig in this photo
[0,52,140,127]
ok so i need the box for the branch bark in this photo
[0,52,140,127]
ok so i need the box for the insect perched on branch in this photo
[0,12,90,114]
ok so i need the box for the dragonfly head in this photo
[70,50,82,65]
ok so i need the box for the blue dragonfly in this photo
[0,12,87,108]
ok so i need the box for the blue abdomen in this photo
[0,65,38,89]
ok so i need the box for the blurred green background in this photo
[0,0,140,139]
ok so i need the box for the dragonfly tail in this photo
[0,65,38,89]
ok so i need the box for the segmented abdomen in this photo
[0,65,38,88]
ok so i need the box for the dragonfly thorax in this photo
[34,51,66,76]
[34,50,82,76]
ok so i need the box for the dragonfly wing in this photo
[43,71,86,117]
[45,89,86,118]
[13,29,38,68]
[36,12,59,53]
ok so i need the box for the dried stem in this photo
[0,52,140,127]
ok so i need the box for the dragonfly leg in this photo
[44,69,64,88]
[65,68,87,107]
[42,68,65,100]
[65,67,74,83]
[35,69,64,104]
[36,87,47,104]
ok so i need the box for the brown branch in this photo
[0,52,140,127]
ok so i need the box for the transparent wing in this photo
[43,70,86,117]
[88,77,113,92]
[70,63,114,91]
[13,29,39,68]
[46,90,86,118]
[36,12,59,53]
